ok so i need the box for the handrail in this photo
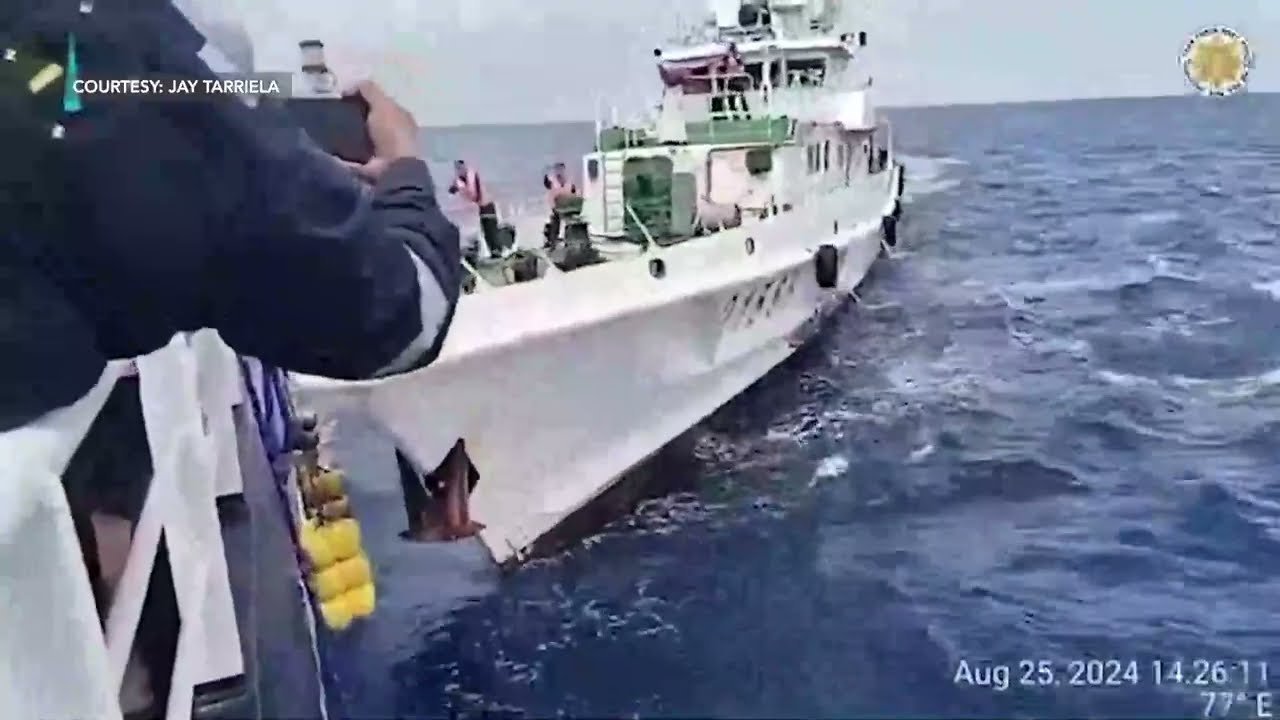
[624,201,659,251]
[1,333,249,720]
[0,361,126,720]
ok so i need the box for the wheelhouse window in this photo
[786,58,827,87]
[822,140,830,171]
[744,61,781,88]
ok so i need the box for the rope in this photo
[237,359,281,468]
[237,359,304,572]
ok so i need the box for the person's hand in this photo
[339,80,419,181]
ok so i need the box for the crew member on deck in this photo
[542,161,578,243]
[448,159,500,257]
[711,42,749,118]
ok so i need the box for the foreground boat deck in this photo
[202,406,326,720]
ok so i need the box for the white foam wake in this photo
[898,154,964,199]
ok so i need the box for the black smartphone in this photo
[283,94,374,163]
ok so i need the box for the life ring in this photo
[814,244,839,289]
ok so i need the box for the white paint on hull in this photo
[295,167,901,565]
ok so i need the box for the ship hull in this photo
[295,165,903,566]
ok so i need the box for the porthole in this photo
[649,258,666,278]
[745,237,756,254]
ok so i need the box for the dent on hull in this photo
[296,170,901,565]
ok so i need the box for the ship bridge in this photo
[653,0,874,131]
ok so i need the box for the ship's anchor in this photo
[401,439,484,543]
[880,212,899,258]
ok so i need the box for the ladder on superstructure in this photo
[595,104,629,235]
[601,152,627,235]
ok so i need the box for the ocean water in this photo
[328,94,1280,719]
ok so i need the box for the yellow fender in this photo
[298,512,377,630]
[303,468,345,508]
[313,469,345,499]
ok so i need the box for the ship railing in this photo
[719,25,775,43]
[1,330,248,720]
[764,78,874,124]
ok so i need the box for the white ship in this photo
[295,0,909,566]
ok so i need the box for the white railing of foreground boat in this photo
[0,330,248,720]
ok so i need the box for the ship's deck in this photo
[463,211,751,292]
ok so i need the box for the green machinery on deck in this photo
[621,156,697,244]
[597,115,791,244]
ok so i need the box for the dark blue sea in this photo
[329,94,1280,719]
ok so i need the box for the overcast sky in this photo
[230,0,1278,126]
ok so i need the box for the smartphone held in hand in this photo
[283,94,374,163]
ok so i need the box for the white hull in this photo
[296,166,902,565]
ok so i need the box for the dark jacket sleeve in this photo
[193,109,463,379]
[21,5,462,380]
[360,157,463,376]
[0,255,107,431]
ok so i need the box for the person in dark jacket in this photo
[3,1,462,413]
[3,3,465,713]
